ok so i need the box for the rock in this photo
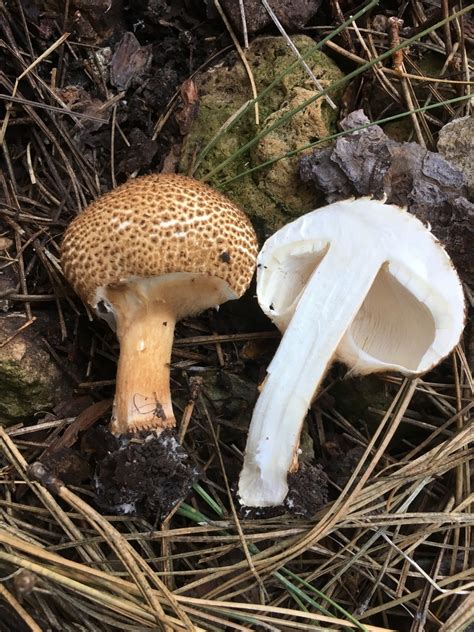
[180,35,344,235]
[220,0,322,36]
[0,314,72,424]
[438,116,474,199]
[252,86,339,213]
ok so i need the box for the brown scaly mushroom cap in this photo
[62,174,257,308]
[61,174,258,434]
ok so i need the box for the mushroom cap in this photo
[61,174,258,307]
[256,197,465,375]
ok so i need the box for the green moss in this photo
[0,360,56,420]
[180,35,345,234]
[0,323,70,425]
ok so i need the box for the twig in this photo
[0,32,70,145]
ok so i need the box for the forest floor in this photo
[0,1,473,631]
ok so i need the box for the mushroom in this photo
[238,198,465,507]
[61,174,258,435]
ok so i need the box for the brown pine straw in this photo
[0,532,394,631]
[438,591,474,632]
[0,426,194,632]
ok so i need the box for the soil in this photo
[220,0,322,35]
[2,1,228,192]
[286,461,328,516]
[94,429,201,519]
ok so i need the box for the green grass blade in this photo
[193,483,225,517]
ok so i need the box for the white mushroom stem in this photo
[239,245,382,507]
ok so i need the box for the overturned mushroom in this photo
[238,198,465,507]
[61,174,258,435]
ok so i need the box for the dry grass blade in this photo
[55,485,192,631]
[438,591,474,631]
[0,550,194,630]
[0,533,396,631]
[263,379,420,571]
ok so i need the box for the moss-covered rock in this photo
[0,314,71,424]
[180,35,345,235]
